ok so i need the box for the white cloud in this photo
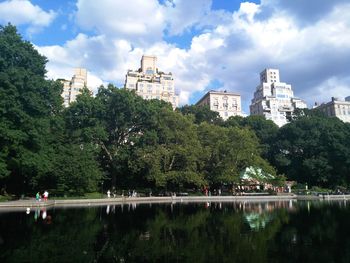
[303,77,350,105]
[163,0,211,35]
[75,0,164,43]
[0,0,56,34]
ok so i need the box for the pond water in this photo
[1,200,350,263]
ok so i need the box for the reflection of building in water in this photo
[244,213,272,231]
[139,231,150,241]
[235,201,296,213]
[241,201,296,231]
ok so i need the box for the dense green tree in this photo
[0,24,63,194]
[271,115,350,187]
[178,104,223,125]
[225,115,279,160]
[65,85,159,189]
[197,122,276,186]
[132,106,205,190]
[292,107,327,120]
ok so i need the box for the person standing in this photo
[36,192,40,202]
[43,190,49,201]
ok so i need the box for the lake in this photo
[0,200,350,262]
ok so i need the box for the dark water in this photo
[1,200,350,263]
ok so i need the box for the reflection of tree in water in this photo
[99,203,290,262]
[0,208,103,263]
[2,202,349,263]
[268,202,350,263]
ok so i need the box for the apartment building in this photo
[315,97,350,123]
[250,68,307,127]
[60,68,89,107]
[196,90,242,120]
[124,55,179,109]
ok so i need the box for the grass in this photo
[0,195,12,202]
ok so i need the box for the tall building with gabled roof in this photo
[124,55,179,109]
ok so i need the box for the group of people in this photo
[128,190,138,197]
[203,188,222,196]
[35,190,49,201]
[106,190,117,198]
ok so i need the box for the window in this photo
[223,99,228,110]
[146,67,154,75]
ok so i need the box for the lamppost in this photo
[101,182,104,198]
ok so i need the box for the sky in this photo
[1,0,350,113]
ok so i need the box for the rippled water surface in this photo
[1,200,350,262]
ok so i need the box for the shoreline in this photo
[0,194,349,211]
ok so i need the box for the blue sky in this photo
[1,0,350,113]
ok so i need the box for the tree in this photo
[178,104,223,125]
[65,85,158,189]
[225,115,279,161]
[0,24,63,194]
[197,122,276,187]
[132,105,205,190]
[271,115,350,187]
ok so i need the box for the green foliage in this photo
[178,104,223,125]
[132,107,205,189]
[271,115,350,187]
[225,115,279,160]
[0,24,63,194]
[0,24,102,195]
[197,122,276,186]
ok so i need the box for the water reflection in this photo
[0,201,350,262]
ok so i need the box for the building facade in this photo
[196,90,242,120]
[124,55,179,109]
[250,68,307,127]
[315,97,350,123]
[60,68,89,107]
